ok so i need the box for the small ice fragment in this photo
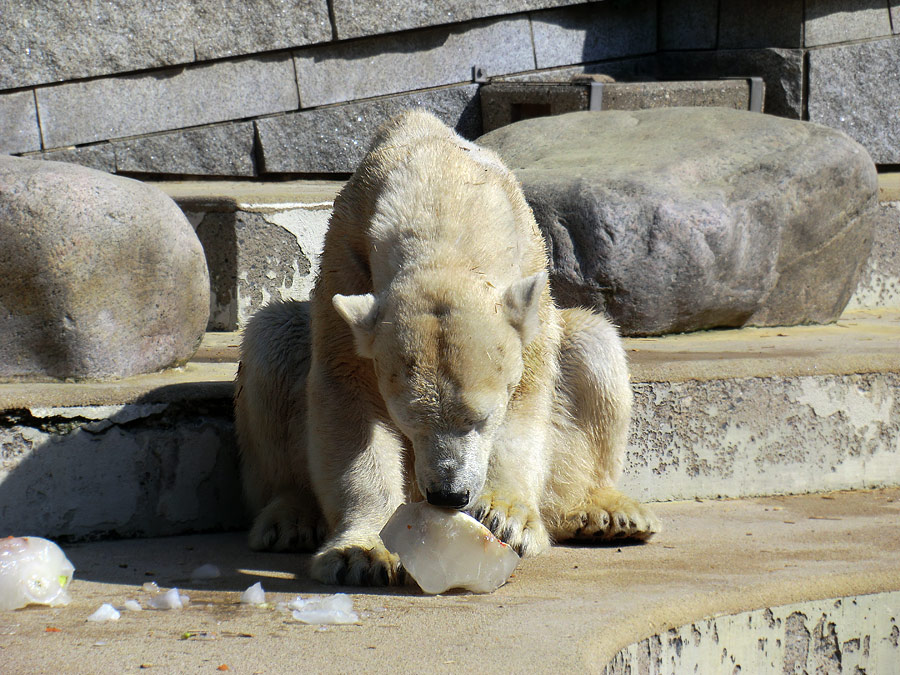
[87,603,120,622]
[190,564,220,580]
[141,581,159,593]
[123,599,142,611]
[0,536,76,610]
[148,588,183,610]
[240,581,265,605]
[290,594,358,625]
[380,502,520,594]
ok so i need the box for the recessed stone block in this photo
[36,56,298,149]
[293,18,532,107]
[0,156,210,380]
[478,108,877,336]
[808,37,900,164]
[531,0,656,69]
[33,145,118,173]
[257,85,481,174]
[718,0,803,48]
[658,0,718,50]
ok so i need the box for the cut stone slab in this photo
[0,90,41,154]
[808,36,900,164]
[0,156,210,380]
[478,108,878,336]
[804,0,893,47]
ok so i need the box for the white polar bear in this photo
[235,110,659,585]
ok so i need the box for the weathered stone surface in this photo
[0,91,40,154]
[0,156,210,380]
[718,0,803,48]
[496,57,657,83]
[294,17,532,107]
[847,202,900,311]
[36,55,298,149]
[0,1,330,90]
[659,48,803,118]
[808,37,900,164]
[113,122,256,177]
[531,0,656,69]
[257,84,481,173]
[892,0,900,33]
[805,0,892,47]
[330,0,596,40]
[478,108,877,335]
[33,144,117,173]
[658,0,718,50]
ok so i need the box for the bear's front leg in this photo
[306,367,407,586]
[468,410,551,557]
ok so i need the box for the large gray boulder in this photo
[478,108,877,335]
[0,156,210,380]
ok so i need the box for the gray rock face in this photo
[478,108,877,336]
[0,156,210,380]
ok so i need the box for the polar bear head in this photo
[333,268,546,509]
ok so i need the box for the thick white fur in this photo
[235,110,659,586]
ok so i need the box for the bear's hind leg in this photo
[543,308,661,542]
[249,491,327,552]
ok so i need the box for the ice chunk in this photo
[289,594,358,625]
[190,564,221,580]
[123,599,142,611]
[141,582,159,593]
[148,588,185,610]
[380,502,519,594]
[0,536,76,610]
[240,581,265,605]
[87,603,120,622]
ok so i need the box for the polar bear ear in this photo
[503,271,547,345]
[332,293,379,359]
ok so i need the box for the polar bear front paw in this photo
[311,538,405,586]
[468,492,550,557]
[556,487,661,542]
[248,494,326,552]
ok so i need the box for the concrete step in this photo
[152,175,900,331]
[2,489,898,672]
[2,311,898,542]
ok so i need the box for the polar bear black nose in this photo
[426,488,470,509]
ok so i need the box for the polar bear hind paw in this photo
[248,495,326,552]
[468,492,550,557]
[311,540,405,586]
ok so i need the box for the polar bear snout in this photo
[425,487,470,509]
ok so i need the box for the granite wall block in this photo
[892,0,900,33]
[0,90,40,154]
[531,0,657,69]
[32,145,118,174]
[294,17,533,107]
[808,37,900,164]
[718,0,803,48]
[113,123,256,177]
[658,0,718,50]
[36,55,298,149]
[330,0,597,40]
[805,0,892,47]
[0,1,330,91]
[257,84,481,173]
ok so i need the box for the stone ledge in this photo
[0,490,898,672]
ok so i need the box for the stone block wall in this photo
[1,0,899,174]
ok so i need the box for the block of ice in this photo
[0,536,76,610]
[123,599,142,611]
[148,588,186,610]
[87,603,120,622]
[289,594,358,625]
[380,502,520,594]
[240,581,265,605]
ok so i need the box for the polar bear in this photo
[235,110,659,585]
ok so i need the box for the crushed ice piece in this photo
[87,603,120,622]
[289,594,358,625]
[0,536,76,610]
[240,581,265,605]
[141,582,160,593]
[190,564,221,580]
[123,599,142,611]
[148,588,185,610]
[380,502,520,594]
